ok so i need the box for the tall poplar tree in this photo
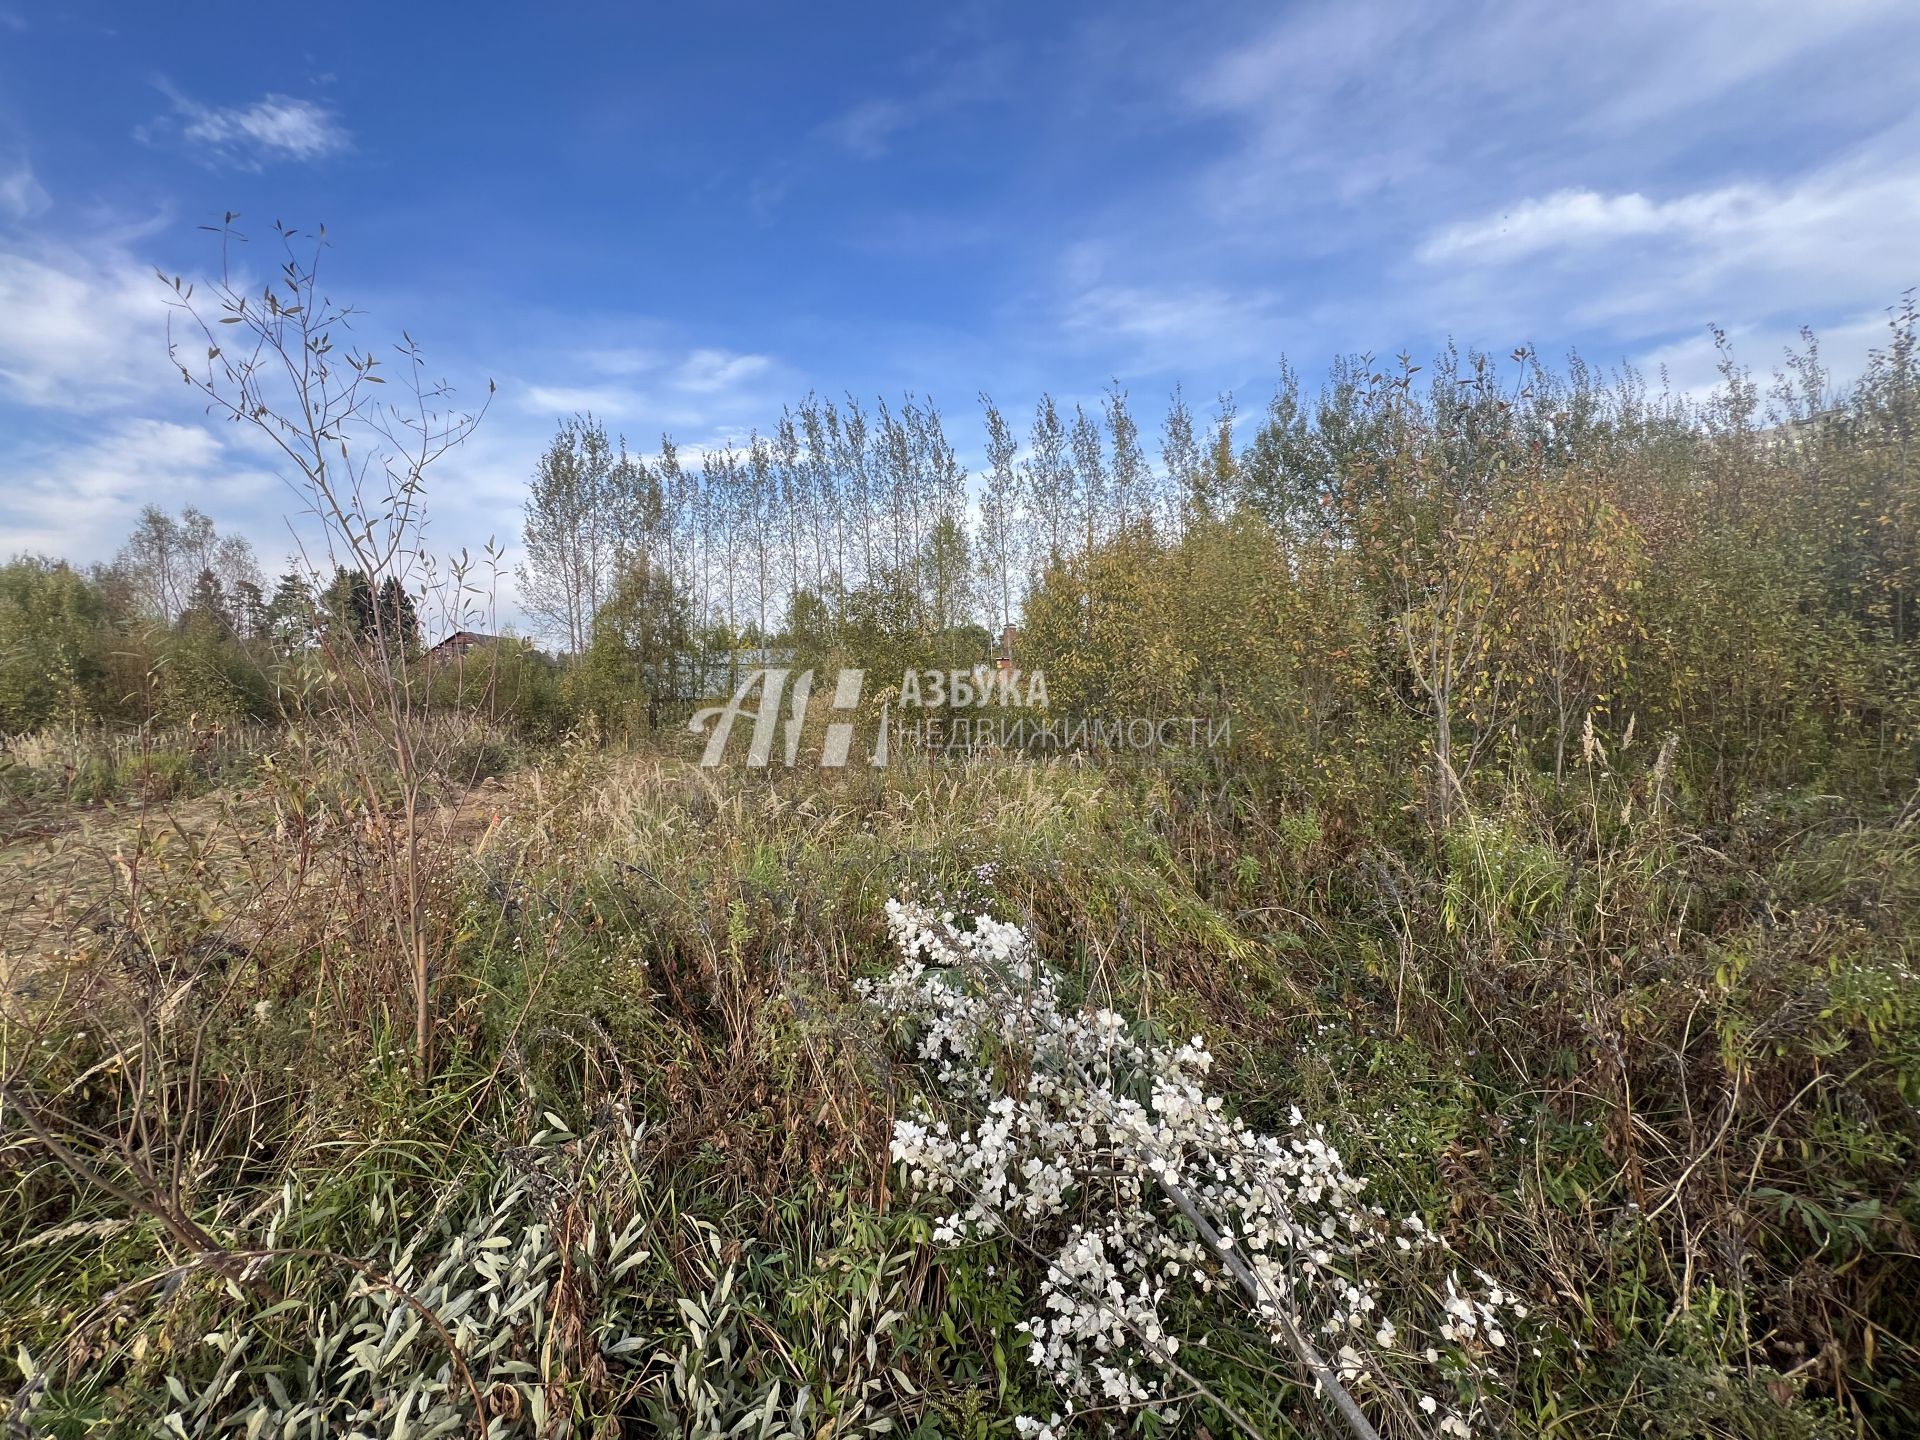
[518,415,620,654]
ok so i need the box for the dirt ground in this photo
[1,792,229,994]
[0,779,510,1003]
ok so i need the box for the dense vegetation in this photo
[2,239,1916,1438]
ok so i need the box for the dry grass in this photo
[1,728,1915,1438]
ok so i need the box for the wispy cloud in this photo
[1032,0,1920,381]
[518,344,781,431]
[676,348,771,394]
[141,84,350,169]
[573,347,664,378]
[1064,282,1281,355]
[0,153,49,221]
[0,418,260,559]
[1418,186,1769,264]
[1408,141,1920,338]
[0,245,173,408]
[1633,306,1900,402]
[1176,0,1919,225]
[818,99,913,159]
[520,383,645,417]
[814,41,1016,160]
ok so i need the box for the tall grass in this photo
[3,730,1913,1436]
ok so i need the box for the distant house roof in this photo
[427,630,504,654]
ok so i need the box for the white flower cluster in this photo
[861,896,1531,1438]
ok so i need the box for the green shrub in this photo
[68,755,119,803]
[113,749,191,802]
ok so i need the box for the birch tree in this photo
[977,395,1022,632]
[518,415,619,654]
[1029,395,1071,562]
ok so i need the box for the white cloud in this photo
[818,99,913,159]
[1044,236,1293,376]
[1409,149,1920,337]
[0,154,49,221]
[634,440,756,475]
[675,348,770,394]
[1065,282,1278,351]
[813,42,1016,160]
[575,346,664,377]
[1178,0,1918,221]
[1060,0,1919,363]
[1634,308,1897,403]
[1036,0,1920,375]
[186,95,345,160]
[517,345,778,426]
[0,418,265,560]
[521,382,643,417]
[1418,186,1767,263]
[143,87,350,169]
[0,227,509,597]
[0,247,174,409]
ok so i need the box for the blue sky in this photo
[2,0,1917,614]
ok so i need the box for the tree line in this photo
[516,384,1221,654]
[7,297,1916,829]
[519,304,1917,818]
[0,505,424,732]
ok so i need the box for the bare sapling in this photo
[161,218,496,1061]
